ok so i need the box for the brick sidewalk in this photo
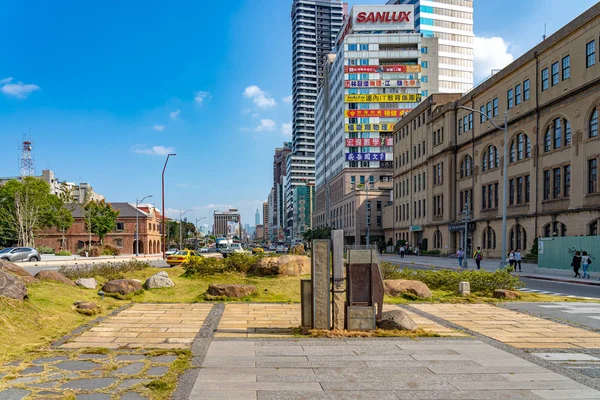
[413,303,600,349]
[215,304,302,338]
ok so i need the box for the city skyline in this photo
[1,0,597,227]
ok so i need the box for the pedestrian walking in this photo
[415,246,420,256]
[515,249,522,272]
[508,250,516,270]
[572,251,582,278]
[457,248,465,268]
[582,251,592,279]
[473,247,483,270]
[400,245,405,258]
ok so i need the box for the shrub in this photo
[380,262,523,294]
[182,257,228,276]
[36,245,55,254]
[422,250,441,255]
[223,253,261,273]
[77,246,102,257]
[101,243,121,256]
[58,259,151,281]
[55,250,72,256]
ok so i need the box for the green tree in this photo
[0,177,56,247]
[49,183,75,251]
[86,200,120,245]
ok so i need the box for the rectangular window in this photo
[480,105,486,123]
[414,201,417,218]
[486,102,492,119]
[553,168,561,198]
[562,55,570,80]
[421,61,428,68]
[488,184,494,209]
[421,76,428,83]
[543,170,551,200]
[516,177,523,204]
[525,175,530,203]
[116,222,124,231]
[494,183,499,208]
[590,159,598,193]
[463,116,468,132]
[348,44,357,51]
[524,79,530,100]
[421,90,428,97]
[492,98,498,117]
[482,186,487,209]
[515,84,521,105]
[359,44,369,51]
[507,89,514,109]
[564,165,571,197]
[423,199,426,217]
[551,62,559,86]
[418,201,421,218]
[432,165,437,185]
[421,47,428,54]
[460,191,464,213]
[468,113,473,130]
[587,40,596,68]
[541,68,549,91]
[509,179,515,205]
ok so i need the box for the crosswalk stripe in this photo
[519,288,600,300]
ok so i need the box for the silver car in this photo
[0,247,41,262]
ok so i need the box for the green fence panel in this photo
[539,237,600,271]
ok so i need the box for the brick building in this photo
[384,4,600,258]
[37,203,163,254]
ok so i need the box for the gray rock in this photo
[8,376,39,385]
[151,355,177,364]
[120,393,148,400]
[206,284,257,299]
[75,278,98,289]
[102,279,142,295]
[377,310,418,331]
[113,362,145,375]
[145,366,169,376]
[76,395,112,400]
[29,381,58,389]
[32,356,68,365]
[55,360,99,372]
[0,388,30,400]
[118,379,148,389]
[61,378,117,390]
[115,355,146,362]
[20,366,44,375]
[78,354,108,360]
[143,271,174,290]
[34,270,75,286]
[0,270,27,300]
[38,391,62,397]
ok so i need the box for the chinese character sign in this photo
[345,138,394,147]
[345,94,421,103]
[344,65,421,73]
[344,79,419,88]
[345,109,411,118]
[345,153,387,161]
[345,123,394,132]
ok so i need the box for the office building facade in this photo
[213,209,241,237]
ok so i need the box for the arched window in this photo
[482,226,496,249]
[482,145,499,171]
[545,117,571,152]
[433,230,442,248]
[460,155,472,178]
[543,222,567,237]
[591,108,598,138]
[589,220,599,236]
[510,225,527,251]
[510,133,531,163]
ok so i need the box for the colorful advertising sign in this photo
[345,123,394,132]
[344,65,421,74]
[345,109,411,118]
[352,5,415,31]
[227,221,240,236]
[345,138,393,147]
[345,79,419,88]
[345,94,421,103]
[345,153,387,161]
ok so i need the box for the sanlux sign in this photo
[352,5,415,32]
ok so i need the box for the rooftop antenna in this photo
[543,23,547,40]
[19,135,35,177]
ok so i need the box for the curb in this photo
[29,256,164,267]
[518,274,600,287]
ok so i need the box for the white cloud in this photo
[152,125,165,132]
[241,108,251,115]
[474,36,515,83]
[170,109,181,120]
[194,90,211,105]
[281,122,292,137]
[1,77,40,99]
[133,145,175,156]
[283,95,293,104]
[243,85,277,108]
[255,119,276,132]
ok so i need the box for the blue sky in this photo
[1,0,597,226]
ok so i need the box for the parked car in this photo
[0,247,41,262]
[166,249,199,266]
[220,243,246,258]
[252,247,264,254]
[199,248,210,253]
[276,245,288,254]
[165,248,179,256]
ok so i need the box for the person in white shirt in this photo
[582,251,592,279]
[514,249,522,272]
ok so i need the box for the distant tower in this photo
[19,137,35,177]
[255,208,261,226]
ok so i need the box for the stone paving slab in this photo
[412,303,600,349]
[383,305,467,337]
[60,303,213,349]
[190,338,600,399]
[215,304,302,338]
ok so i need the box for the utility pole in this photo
[179,209,192,250]
[161,153,176,258]
[463,202,469,269]
[366,178,370,247]
[135,195,152,256]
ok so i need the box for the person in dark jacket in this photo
[572,251,582,278]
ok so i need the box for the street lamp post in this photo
[161,153,176,259]
[458,106,508,269]
[196,217,206,247]
[135,194,153,256]
[463,202,469,269]
[179,209,192,250]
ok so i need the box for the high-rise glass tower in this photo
[387,0,474,93]
[287,0,345,242]
[255,208,260,226]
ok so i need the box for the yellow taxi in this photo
[252,247,264,254]
[166,249,199,266]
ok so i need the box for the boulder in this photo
[251,255,311,276]
[75,278,98,290]
[206,284,257,299]
[0,260,38,284]
[143,271,175,290]
[290,243,306,255]
[493,289,521,300]
[377,310,418,331]
[102,279,143,295]
[0,270,28,300]
[34,270,76,286]
[384,280,432,299]
[74,301,100,315]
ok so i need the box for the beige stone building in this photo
[386,4,600,258]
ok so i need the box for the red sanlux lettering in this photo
[357,11,412,24]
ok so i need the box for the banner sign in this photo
[345,152,387,161]
[352,5,415,31]
[345,138,393,147]
[345,79,419,88]
[345,109,411,118]
[345,94,421,103]
[345,123,394,132]
[344,65,421,74]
